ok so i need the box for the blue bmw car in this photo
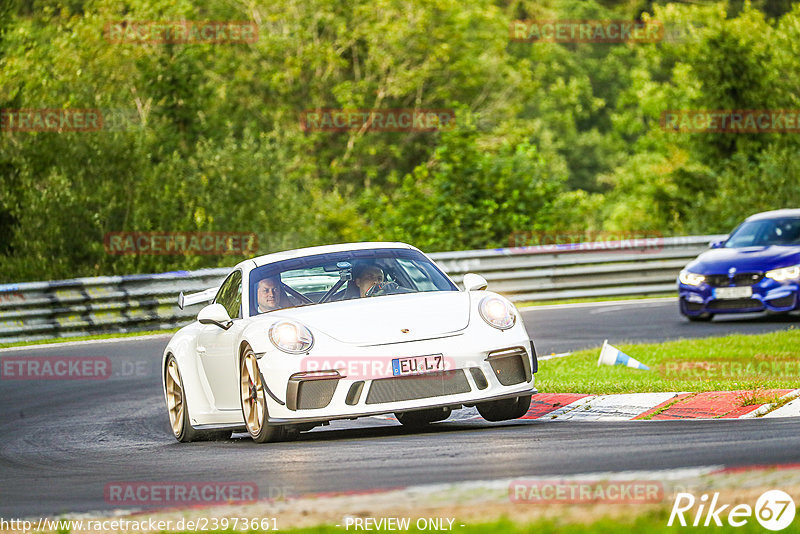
[678,209,800,321]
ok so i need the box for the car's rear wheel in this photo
[395,407,452,427]
[476,395,531,422]
[239,347,297,443]
[165,356,231,442]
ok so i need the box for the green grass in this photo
[0,328,178,349]
[537,328,800,394]
[516,294,677,308]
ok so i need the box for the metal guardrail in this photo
[0,235,723,343]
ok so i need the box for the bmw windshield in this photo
[724,218,800,248]
[248,248,457,316]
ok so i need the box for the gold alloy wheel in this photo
[165,359,184,437]
[241,351,266,436]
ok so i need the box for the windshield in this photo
[725,217,800,248]
[248,248,457,316]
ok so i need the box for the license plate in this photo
[714,286,753,299]
[392,354,444,376]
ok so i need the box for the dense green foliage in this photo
[1,0,799,282]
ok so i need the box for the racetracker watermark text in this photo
[0,516,278,533]
[507,231,663,253]
[661,110,800,133]
[1,109,103,132]
[104,232,258,255]
[510,20,663,43]
[299,355,456,380]
[0,109,144,132]
[300,109,455,132]
[509,480,664,504]
[1,356,111,380]
[104,21,258,44]
[104,482,259,507]
[660,360,800,380]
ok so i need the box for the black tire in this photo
[685,313,713,322]
[165,356,232,442]
[679,298,713,322]
[765,310,791,317]
[281,426,301,441]
[395,407,452,427]
[476,395,531,422]
[204,430,234,441]
[240,347,297,443]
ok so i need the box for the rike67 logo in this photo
[669,490,796,530]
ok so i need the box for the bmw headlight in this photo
[679,270,706,286]
[269,320,314,354]
[479,297,516,330]
[765,264,800,282]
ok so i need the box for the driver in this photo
[345,264,384,299]
[256,276,290,312]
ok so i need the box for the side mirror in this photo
[198,303,233,330]
[463,273,488,291]
[709,239,726,249]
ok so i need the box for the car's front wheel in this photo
[395,407,452,427]
[239,347,297,443]
[476,395,531,422]
[683,312,713,322]
[165,356,231,442]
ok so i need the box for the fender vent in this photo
[287,377,338,410]
[487,347,529,386]
[767,295,796,309]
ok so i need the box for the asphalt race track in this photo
[1,299,798,517]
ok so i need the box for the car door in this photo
[197,270,244,411]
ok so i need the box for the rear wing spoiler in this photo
[178,287,219,310]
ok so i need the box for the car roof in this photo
[246,241,418,268]
[745,209,800,221]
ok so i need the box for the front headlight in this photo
[765,264,800,282]
[679,270,706,286]
[269,320,314,354]
[479,297,516,330]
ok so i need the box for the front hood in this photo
[686,246,800,274]
[263,291,471,345]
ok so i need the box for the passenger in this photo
[344,264,384,299]
[256,276,290,312]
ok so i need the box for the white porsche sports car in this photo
[162,242,538,442]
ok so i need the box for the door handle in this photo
[197,346,207,354]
